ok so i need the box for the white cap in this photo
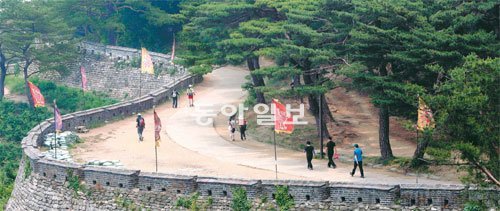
[138,113,141,116]
[189,84,192,87]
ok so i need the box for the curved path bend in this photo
[73,66,459,185]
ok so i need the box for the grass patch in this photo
[4,76,118,114]
[4,75,26,94]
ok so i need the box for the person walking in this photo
[136,113,145,142]
[171,89,179,108]
[304,141,315,170]
[228,117,236,141]
[187,85,195,107]
[325,136,337,168]
[350,144,364,178]
[239,118,247,140]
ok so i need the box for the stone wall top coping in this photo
[38,158,82,169]
[106,45,139,53]
[25,147,41,161]
[196,177,259,186]
[81,41,171,59]
[400,184,465,190]
[329,182,398,190]
[71,108,105,115]
[149,88,168,96]
[104,102,132,110]
[83,166,140,176]
[261,180,328,187]
[139,172,196,180]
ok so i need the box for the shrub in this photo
[463,201,486,211]
[231,187,252,211]
[66,170,81,194]
[176,192,200,210]
[275,186,294,211]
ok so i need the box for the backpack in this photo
[172,91,177,97]
[139,118,145,127]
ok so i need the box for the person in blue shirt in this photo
[350,144,364,178]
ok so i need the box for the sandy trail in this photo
[72,66,459,184]
[327,87,417,157]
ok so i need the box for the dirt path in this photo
[71,66,459,184]
[327,87,416,157]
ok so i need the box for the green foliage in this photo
[23,158,31,180]
[231,187,252,211]
[175,192,200,210]
[6,77,118,114]
[0,142,22,209]
[463,201,487,211]
[115,194,138,210]
[432,55,499,185]
[275,186,294,211]
[54,0,182,52]
[0,101,51,142]
[4,76,25,94]
[66,170,81,194]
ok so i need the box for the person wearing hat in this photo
[136,113,145,141]
[187,85,195,107]
[350,143,364,178]
[304,141,315,170]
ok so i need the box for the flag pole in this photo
[273,129,278,179]
[53,99,57,160]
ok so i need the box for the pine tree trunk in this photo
[0,50,6,100]
[412,129,431,166]
[379,105,393,160]
[303,72,330,139]
[23,62,34,108]
[247,57,266,104]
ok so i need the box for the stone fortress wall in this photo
[6,44,499,210]
[38,41,188,99]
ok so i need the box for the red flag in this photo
[28,81,45,107]
[170,34,175,64]
[80,66,87,91]
[54,101,62,132]
[272,99,294,134]
[154,110,162,147]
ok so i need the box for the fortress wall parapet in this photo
[6,45,498,210]
[329,182,398,206]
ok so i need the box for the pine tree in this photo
[340,0,498,160]
[180,0,285,103]
[433,55,499,186]
[255,0,351,139]
[0,0,78,107]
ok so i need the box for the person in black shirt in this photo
[304,141,315,170]
[325,136,337,168]
[239,119,247,140]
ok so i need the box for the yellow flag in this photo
[141,48,154,75]
[417,96,435,131]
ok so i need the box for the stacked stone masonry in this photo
[38,41,188,99]
[6,45,499,210]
